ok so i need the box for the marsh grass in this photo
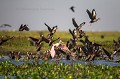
[0,31,120,54]
[0,30,120,79]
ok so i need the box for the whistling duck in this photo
[44,23,57,36]
[86,9,100,23]
[72,18,85,30]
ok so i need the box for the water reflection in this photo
[0,55,120,67]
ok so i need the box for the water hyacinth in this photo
[0,60,120,79]
[0,31,120,78]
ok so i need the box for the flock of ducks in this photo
[0,8,120,62]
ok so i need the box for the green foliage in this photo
[0,31,120,54]
[0,31,120,78]
[0,61,120,79]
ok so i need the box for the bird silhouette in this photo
[72,18,86,30]
[24,25,29,31]
[29,36,39,42]
[66,39,77,50]
[19,24,29,31]
[102,48,113,60]
[19,24,24,31]
[70,6,75,12]
[69,29,76,40]
[86,9,100,23]
[29,36,43,47]
[49,37,60,46]
[0,36,14,45]
[36,42,43,51]
[44,23,57,36]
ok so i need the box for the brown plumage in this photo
[72,18,85,30]
[19,24,29,31]
[86,9,100,23]
[102,48,113,60]
[44,23,57,36]
[36,42,43,51]
[69,29,76,40]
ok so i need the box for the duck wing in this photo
[72,18,78,28]
[69,29,76,39]
[49,37,60,46]
[29,37,39,42]
[44,23,52,32]
[102,48,112,59]
[51,25,57,34]
[86,9,92,20]
[0,37,14,45]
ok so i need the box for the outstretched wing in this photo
[24,25,29,31]
[69,29,73,35]
[79,22,86,29]
[36,43,43,51]
[44,23,52,32]
[51,26,57,34]
[19,25,24,31]
[86,9,92,20]
[80,22,85,27]
[69,29,74,38]
[49,37,60,46]
[72,18,78,28]
[102,48,112,59]
[29,37,39,42]
[42,35,49,43]
[0,37,14,45]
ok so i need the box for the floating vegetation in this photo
[0,60,120,79]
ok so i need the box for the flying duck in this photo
[86,9,100,23]
[44,23,57,36]
[72,18,85,30]
[70,6,75,12]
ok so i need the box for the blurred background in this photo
[0,0,120,31]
